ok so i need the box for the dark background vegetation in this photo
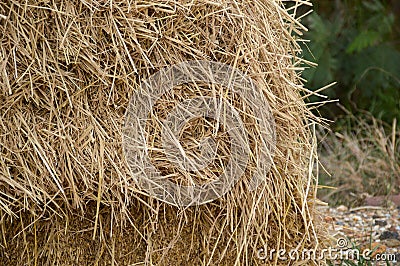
[295,0,400,206]
[301,0,400,125]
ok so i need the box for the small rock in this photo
[336,221,344,226]
[383,239,400,248]
[372,232,380,239]
[374,219,388,226]
[337,205,348,212]
[373,214,382,219]
[324,216,335,223]
[380,231,399,240]
[390,225,399,232]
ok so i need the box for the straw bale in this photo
[0,0,328,265]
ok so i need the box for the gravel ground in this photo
[321,205,400,265]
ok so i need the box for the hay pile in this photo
[0,0,328,265]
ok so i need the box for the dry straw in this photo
[318,110,400,207]
[0,0,327,265]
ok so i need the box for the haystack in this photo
[0,0,328,265]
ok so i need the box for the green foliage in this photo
[301,0,400,123]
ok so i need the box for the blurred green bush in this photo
[301,0,400,123]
